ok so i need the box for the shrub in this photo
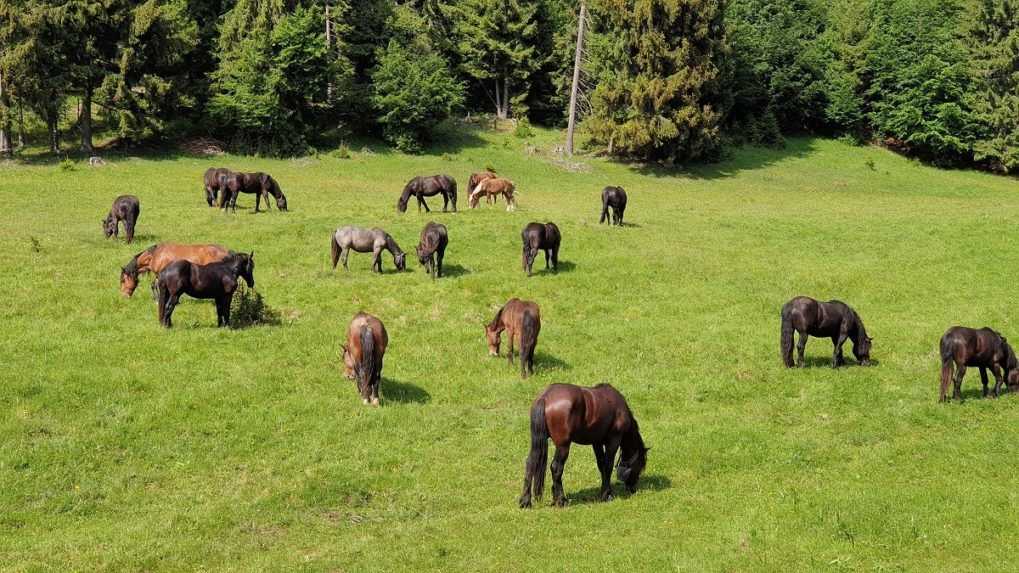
[229,284,281,329]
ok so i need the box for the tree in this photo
[586,0,727,163]
[971,0,1019,172]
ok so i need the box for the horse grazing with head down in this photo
[220,171,287,212]
[470,177,517,210]
[416,221,448,279]
[331,226,406,273]
[120,243,231,297]
[780,296,872,368]
[599,186,627,226]
[521,222,560,276]
[519,383,649,508]
[341,312,388,406]
[939,326,1019,402]
[203,167,232,207]
[468,170,497,204]
[103,195,140,243]
[156,252,255,328]
[485,298,541,378]
[397,175,457,213]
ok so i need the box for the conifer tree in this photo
[972,0,1019,172]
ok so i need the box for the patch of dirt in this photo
[180,137,226,156]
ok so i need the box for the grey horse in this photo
[331,226,407,273]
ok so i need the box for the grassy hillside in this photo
[2,126,1018,571]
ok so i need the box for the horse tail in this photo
[525,397,549,502]
[600,192,609,223]
[940,334,955,400]
[357,325,377,396]
[330,233,341,270]
[449,177,457,205]
[781,304,795,367]
[520,311,539,377]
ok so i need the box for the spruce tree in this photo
[972,0,1019,172]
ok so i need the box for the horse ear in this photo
[249,251,254,259]
[644,447,651,453]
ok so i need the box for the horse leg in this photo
[163,293,180,328]
[795,332,807,367]
[952,365,967,401]
[551,444,571,507]
[551,247,559,272]
[429,255,436,280]
[601,437,621,501]
[442,192,449,213]
[989,365,1004,398]
[544,248,551,270]
[507,331,515,366]
[157,284,168,325]
[980,367,990,397]
[592,443,612,501]
[436,247,444,278]
[832,334,847,368]
[342,246,351,271]
[371,374,380,406]
[372,247,383,273]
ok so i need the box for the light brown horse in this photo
[120,243,231,297]
[468,171,498,205]
[342,312,389,406]
[485,298,541,378]
[470,177,517,210]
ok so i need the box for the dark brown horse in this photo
[519,383,648,508]
[397,175,457,213]
[203,167,232,207]
[485,298,541,378]
[521,222,560,276]
[416,221,448,279]
[468,170,497,204]
[939,326,1019,402]
[221,171,287,212]
[103,195,140,243]
[120,243,232,297]
[342,312,388,406]
[599,186,627,226]
[780,296,872,368]
[156,252,255,328]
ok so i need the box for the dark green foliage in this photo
[971,0,1019,172]
[229,283,281,329]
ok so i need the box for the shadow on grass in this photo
[384,378,430,404]
[623,138,822,180]
[531,260,575,276]
[796,355,877,369]
[563,474,672,506]
[535,352,570,372]
[439,264,470,278]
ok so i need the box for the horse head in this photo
[1002,338,1019,388]
[616,445,649,494]
[484,322,502,356]
[341,344,355,380]
[236,252,255,288]
[102,214,116,238]
[416,243,431,268]
[120,266,139,297]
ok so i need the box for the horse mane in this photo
[385,233,404,255]
[123,244,157,277]
[488,304,506,331]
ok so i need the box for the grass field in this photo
[3,125,1019,572]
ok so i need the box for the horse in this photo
[468,170,498,205]
[203,167,232,207]
[120,243,232,297]
[470,177,518,210]
[341,312,389,406]
[485,298,541,378]
[521,222,561,276]
[599,186,627,225]
[155,252,255,328]
[939,326,1019,402]
[331,226,407,273]
[103,195,140,243]
[221,171,287,212]
[780,296,872,368]
[416,221,448,279]
[397,175,457,213]
[519,383,649,508]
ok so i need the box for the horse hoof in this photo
[362,398,370,405]
[554,497,569,508]
[519,498,532,509]
[371,398,380,406]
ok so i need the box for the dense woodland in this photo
[0,0,1016,171]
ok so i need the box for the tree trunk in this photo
[565,0,587,156]
[17,102,25,149]
[0,71,12,158]
[49,114,60,154]
[494,78,503,120]
[80,82,95,154]
[502,78,510,119]
[325,3,333,102]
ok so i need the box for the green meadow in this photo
[2,126,1019,571]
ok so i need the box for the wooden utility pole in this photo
[565,0,587,156]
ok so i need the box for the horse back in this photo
[348,313,388,358]
[943,326,1005,366]
[150,243,230,274]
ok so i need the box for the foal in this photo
[103,195,141,243]
[416,221,448,279]
[939,326,1019,402]
[342,312,388,406]
[599,186,627,226]
[156,252,255,328]
[485,298,541,378]
[780,296,872,368]
[521,222,560,276]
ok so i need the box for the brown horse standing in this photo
[939,326,1019,402]
[397,175,457,213]
[780,296,872,368]
[221,171,287,212]
[521,222,560,276]
[485,298,541,378]
[468,170,497,204]
[519,383,648,508]
[120,243,231,297]
[203,167,232,206]
[470,177,517,210]
[342,312,389,406]
[103,195,141,243]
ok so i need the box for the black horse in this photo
[203,167,232,207]
[939,326,1019,402]
[103,195,141,243]
[397,175,457,213]
[416,221,448,279]
[221,172,287,212]
[156,252,255,328]
[521,222,561,276]
[780,296,872,368]
[599,186,627,226]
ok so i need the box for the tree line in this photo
[0,0,1016,172]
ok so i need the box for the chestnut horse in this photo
[519,383,649,508]
[599,186,627,226]
[416,221,448,279]
[485,298,541,378]
[220,171,287,212]
[939,326,1019,402]
[521,222,560,276]
[397,175,457,213]
[780,296,872,368]
[342,312,388,406]
[103,195,140,243]
[120,243,231,297]
[470,177,517,210]
[203,167,232,207]
[156,252,255,328]
[468,171,497,205]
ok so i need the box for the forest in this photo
[0,0,1016,172]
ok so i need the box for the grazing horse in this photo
[156,252,255,328]
[521,222,561,276]
[397,175,457,213]
[468,171,498,204]
[221,171,287,212]
[781,296,872,368]
[599,186,627,226]
[416,221,448,279]
[470,177,518,210]
[103,195,141,243]
[120,243,231,297]
[203,167,232,207]
[341,312,388,406]
[939,326,1019,402]
[519,383,649,508]
[485,298,541,378]
[331,226,407,273]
